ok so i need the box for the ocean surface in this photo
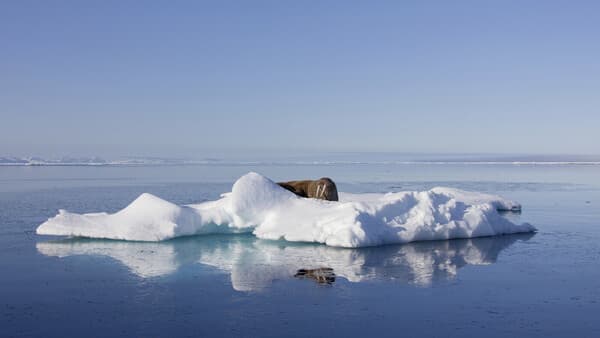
[1,162,599,337]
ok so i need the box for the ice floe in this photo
[37,172,535,247]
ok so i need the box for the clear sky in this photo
[1,1,599,157]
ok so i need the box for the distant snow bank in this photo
[37,172,535,247]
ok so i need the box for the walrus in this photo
[277,177,339,201]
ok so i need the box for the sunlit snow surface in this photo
[37,172,535,247]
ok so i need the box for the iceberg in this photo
[37,172,535,247]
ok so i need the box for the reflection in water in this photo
[295,268,336,285]
[37,233,534,291]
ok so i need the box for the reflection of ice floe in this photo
[37,240,179,278]
[37,233,534,290]
[37,173,535,247]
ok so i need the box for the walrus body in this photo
[277,178,339,201]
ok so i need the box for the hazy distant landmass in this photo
[1,154,599,166]
[0,156,217,166]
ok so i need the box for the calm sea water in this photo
[1,164,599,337]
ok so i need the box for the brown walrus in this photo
[277,177,339,201]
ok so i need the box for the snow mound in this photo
[37,172,535,248]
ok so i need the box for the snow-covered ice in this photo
[36,172,535,247]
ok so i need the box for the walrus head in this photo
[315,177,339,201]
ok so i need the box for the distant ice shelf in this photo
[2,155,600,166]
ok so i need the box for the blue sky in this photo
[1,1,599,157]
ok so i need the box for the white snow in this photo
[36,172,535,248]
